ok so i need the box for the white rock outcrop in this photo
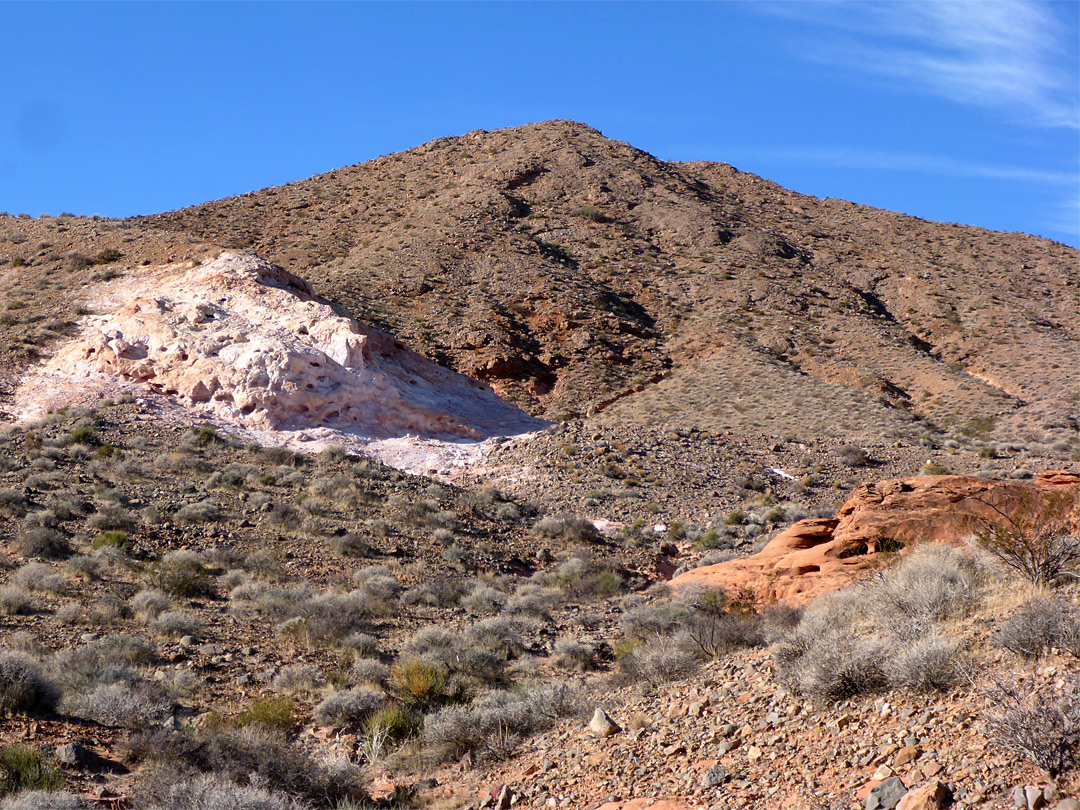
[17,253,546,472]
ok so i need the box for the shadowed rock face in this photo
[671,470,1080,603]
[16,253,547,472]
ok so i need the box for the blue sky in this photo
[2,1,1077,246]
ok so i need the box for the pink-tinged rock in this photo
[671,471,1079,603]
[895,781,951,810]
[595,801,692,810]
[16,253,547,474]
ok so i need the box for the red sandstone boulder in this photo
[671,471,1079,603]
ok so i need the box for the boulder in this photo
[896,782,951,810]
[672,471,1079,603]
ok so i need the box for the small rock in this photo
[1053,800,1080,810]
[701,764,729,789]
[896,782,951,810]
[1024,786,1047,810]
[866,776,907,810]
[55,742,88,766]
[589,708,621,737]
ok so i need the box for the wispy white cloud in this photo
[728,145,1076,186]
[766,1,1079,129]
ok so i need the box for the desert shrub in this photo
[158,773,301,810]
[970,492,1080,586]
[130,589,172,622]
[278,591,372,645]
[340,632,378,659]
[0,490,27,518]
[0,652,60,714]
[50,635,155,691]
[987,676,1080,778]
[420,682,579,764]
[12,527,69,559]
[60,682,171,728]
[532,514,600,543]
[231,697,296,734]
[150,610,201,637]
[504,583,562,617]
[680,592,766,658]
[0,587,36,616]
[885,634,962,692]
[176,499,221,525]
[127,726,367,808]
[350,567,401,604]
[464,617,530,659]
[390,659,464,712]
[11,564,64,593]
[461,583,507,615]
[271,665,325,695]
[92,530,131,552]
[313,687,387,727]
[0,791,87,809]
[325,532,372,558]
[401,626,461,668]
[359,705,414,764]
[401,577,467,608]
[349,658,390,687]
[867,543,980,628]
[617,636,701,685]
[836,445,869,466]
[147,550,211,598]
[994,597,1080,658]
[552,637,595,671]
[0,746,63,799]
[65,555,102,581]
[620,600,692,641]
[67,426,101,446]
[773,630,888,701]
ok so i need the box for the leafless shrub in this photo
[61,682,171,728]
[271,664,325,694]
[159,773,302,810]
[995,597,1080,658]
[462,583,507,615]
[12,526,70,559]
[313,687,387,727]
[552,637,595,670]
[130,589,172,622]
[867,543,980,627]
[402,626,461,669]
[532,513,600,543]
[986,676,1080,777]
[885,633,962,692]
[504,584,562,617]
[350,658,390,687]
[617,635,701,685]
[0,650,60,714]
[969,492,1080,586]
[621,600,692,641]
[0,585,37,615]
[150,610,202,637]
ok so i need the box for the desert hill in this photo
[127,121,1078,453]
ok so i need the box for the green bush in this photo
[92,530,131,553]
[0,745,63,797]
